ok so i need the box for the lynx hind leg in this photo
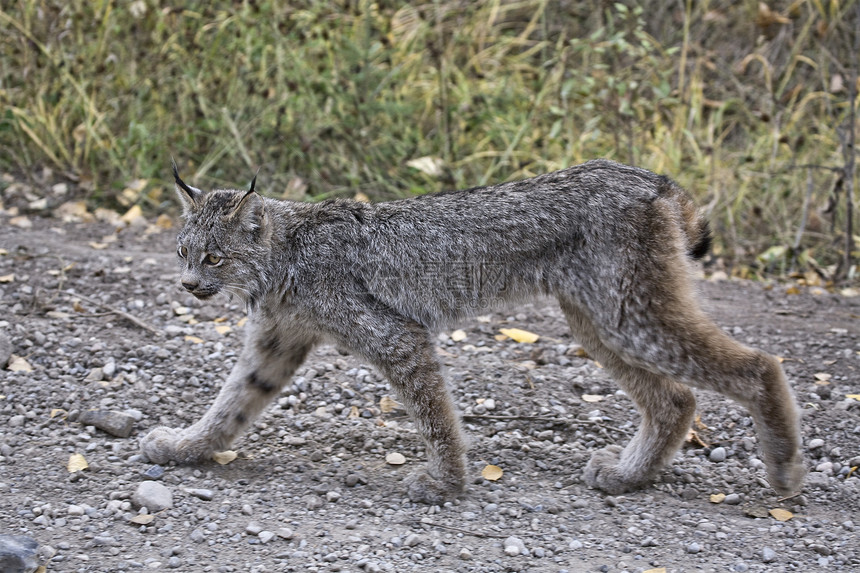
[140,324,313,464]
[561,301,696,494]
[562,276,804,496]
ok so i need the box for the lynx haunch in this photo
[140,159,805,504]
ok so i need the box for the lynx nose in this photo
[181,280,199,292]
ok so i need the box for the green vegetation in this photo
[1,0,858,278]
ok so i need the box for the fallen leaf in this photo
[813,372,832,383]
[494,334,508,342]
[347,406,360,419]
[67,453,88,473]
[379,395,399,413]
[89,242,108,250]
[687,429,709,448]
[581,394,603,403]
[237,317,248,328]
[571,347,590,358]
[0,273,14,283]
[846,394,860,401]
[406,156,444,177]
[353,191,371,203]
[499,328,539,344]
[7,355,33,372]
[785,286,800,295]
[710,493,726,504]
[450,329,467,342]
[769,508,793,521]
[129,514,155,525]
[644,569,667,573]
[72,300,86,313]
[214,325,231,335]
[213,450,237,465]
[155,213,173,229]
[50,408,67,419]
[184,335,204,344]
[481,464,503,481]
[120,204,145,225]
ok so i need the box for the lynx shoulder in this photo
[140,159,804,504]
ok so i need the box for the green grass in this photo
[1,0,858,276]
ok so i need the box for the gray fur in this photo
[140,159,804,503]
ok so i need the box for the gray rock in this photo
[184,488,214,501]
[0,534,40,573]
[143,465,164,479]
[0,333,11,369]
[258,531,275,544]
[504,536,527,556]
[761,547,777,563]
[77,410,136,438]
[709,447,727,462]
[132,481,173,512]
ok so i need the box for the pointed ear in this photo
[172,159,203,215]
[230,187,266,234]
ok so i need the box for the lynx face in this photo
[172,165,267,304]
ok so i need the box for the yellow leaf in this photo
[50,408,67,419]
[785,286,800,295]
[213,316,229,323]
[385,452,406,465]
[846,394,860,401]
[129,514,155,525]
[120,204,144,224]
[769,508,793,521]
[213,450,237,465]
[68,453,88,473]
[237,317,248,328]
[498,328,539,344]
[644,569,667,573]
[353,191,371,203]
[7,355,33,372]
[0,273,14,283]
[450,329,467,342]
[572,347,590,358]
[481,464,503,481]
[184,335,204,344]
[494,334,508,342]
[379,395,399,413]
[347,406,360,419]
[581,394,603,403]
[709,493,726,503]
[214,325,231,335]
[155,213,173,229]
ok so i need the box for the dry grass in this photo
[1,0,857,275]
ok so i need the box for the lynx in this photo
[140,159,805,504]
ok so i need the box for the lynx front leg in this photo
[325,304,467,504]
[141,323,313,464]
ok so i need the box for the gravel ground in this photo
[1,209,859,573]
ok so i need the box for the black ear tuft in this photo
[171,157,203,213]
[248,166,261,194]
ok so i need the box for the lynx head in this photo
[172,162,268,303]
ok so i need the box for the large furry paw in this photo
[766,452,806,496]
[139,426,212,465]
[404,470,464,505]
[583,445,650,495]
[139,426,183,464]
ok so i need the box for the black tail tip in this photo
[688,220,712,260]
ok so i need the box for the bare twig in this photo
[62,290,161,336]
[462,414,632,436]
[409,520,509,539]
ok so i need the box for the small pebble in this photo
[504,536,526,556]
[709,447,727,463]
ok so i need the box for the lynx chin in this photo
[140,159,805,504]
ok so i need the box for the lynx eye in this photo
[204,253,222,266]
[178,245,188,258]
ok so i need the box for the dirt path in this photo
[1,215,858,573]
